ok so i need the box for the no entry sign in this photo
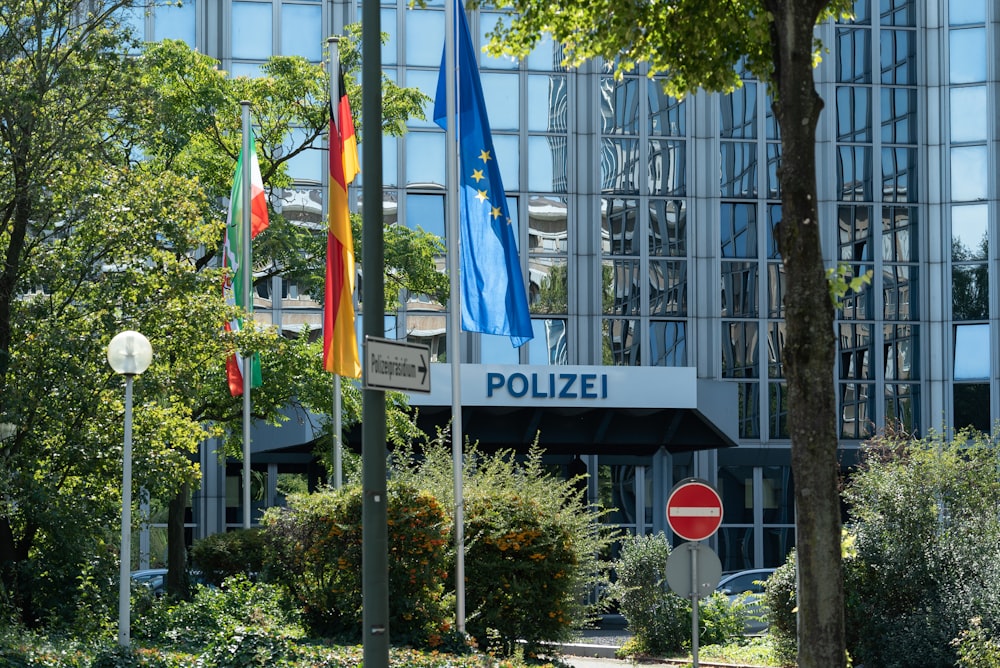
[666,479,723,542]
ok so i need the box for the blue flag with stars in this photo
[434,0,534,347]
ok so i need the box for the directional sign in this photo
[666,478,723,542]
[363,336,431,393]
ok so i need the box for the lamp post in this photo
[107,330,153,647]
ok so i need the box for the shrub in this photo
[200,625,293,668]
[843,428,1000,668]
[953,618,1000,668]
[389,440,616,656]
[763,551,797,666]
[133,575,299,648]
[189,528,266,587]
[261,481,455,649]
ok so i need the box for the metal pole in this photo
[443,0,465,632]
[361,4,390,667]
[328,36,344,491]
[691,545,699,668]
[240,101,252,530]
[118,375,134,647]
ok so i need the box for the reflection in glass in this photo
[528,196,568,253]
[768,383,790,439]
[721,261,758,317]
[648,260,687,316]
[277,187,323,227]
[233,2,272,59]
[481,332,519,364]
[529,135,567,192]
[839,323,872,380]
[493,133,519,188]
[950,0,986,25]
[950,87,987,142]
[882,265,915,320]
[602,318,640,366]
[881,87,916,144]
[766,143,781,199]
[602,198,638,255]
[880,30,915,85]
[525,33,564,72]
[528,74,568,132]
[649,199,686,256]
[718,527,754,571]
[838,204,872,262]
[952,265,988,320]
[952,204,988,260]
[840,382,874,438]
[528,318,568,365]
[836,86,871,142]
[880,0,914,26]
[601,138,640,194]
[949,28,987,84]
[882,206,914,262]
[951,146,987,201]
[529,258,568,314]
[381,8,396,65]
[406,69,442,129]
[885,383,919,433]
[721,203,758,258]
[881,147,916,202]
[767,205,782,259]
[839,264,873,320]
[647,140,686,196]
[767,321,785,377]
[649,83,685,136]
[601,76,640,134]
[719,465,753,523]
[479,12,518,70]
[605,259,641,316]
[281,4,321,60]
[649,321,685,366]
[283,127,322,183]
[954,325,990,380]
[767,262,785,319]
[837,28,871,84]
[884,324,917,380]
[720,142,757,198]
[722,321,759,379]
[405,193,446,240]
[720,83,757,138]
[838,145,872,201]
[737,382,760,439]
[954,383,989,434]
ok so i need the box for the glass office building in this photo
[131,0,996,571]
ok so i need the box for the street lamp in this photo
[107,330,153,647]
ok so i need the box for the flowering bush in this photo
[262,482,456,649]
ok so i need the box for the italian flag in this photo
[223,131,270,396]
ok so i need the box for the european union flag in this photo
[434,0,534,347]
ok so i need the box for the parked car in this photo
[716,568,776,634]
[130,568,168,596]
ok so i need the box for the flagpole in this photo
[328,36,344,490]
[240,101,252,530]
[443,0,465,633]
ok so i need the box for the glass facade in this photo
[140,0,996,570]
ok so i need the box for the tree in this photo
[480,0,852,665]
[0,0,444,624]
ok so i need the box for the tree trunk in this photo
[167,481,190,597]
[765,2,846,667]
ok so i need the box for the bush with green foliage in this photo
[842,428,1000,668]
[609,533,748,656]
[261,481,455,649]
[389,440,616,656]
[952,618,1000,668]
[189,528,266,587]
[133,575,299,648]
[762,550,797,666]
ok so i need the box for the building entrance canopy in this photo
[405,365,737,456]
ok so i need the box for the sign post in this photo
[363,336,431,393]
[665,479,724,668]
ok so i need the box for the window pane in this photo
[648,260,687,316]
[885,383,920,433]
[839,323,872,380]
[232,2,272,60]
[950,146,987,201]
[840,382,874,438]
[836,86,871,142]
[649,320,686,366]
[721,262,758,317]
[952,204,988,261]
[838,146,873,201]
[952,265,988,320]
[602,318,640,366]
[839,204,872,261]
[721,203,758,258]
[648,199,686,256]
[769,383,790,439]
[479,12,517,70]
[720,83,757,138]
[406,69,439,129]
[605,259,641,316]
[405,133,445,187]
[405,10,443,67]
[281,4,321,60]
[602,76,641,134]
[529,257,567,314]
[837,28,871,83]
[950,87,987,142]
[881,147,916,202]
[950,0,986,25]
[602,198,638,255]
[481,72,519,131]
[884,324,917,380]
[720,141,757,198]
[722,321,759,378]
[155,1,196,44]
[381,8,396,65]
[528,318,569,365]
[882,265,916,320]
[283,127,323,183]
[880,29,915,85]
[649,83,685,136]
[601,138,640,194]
[405,193,446,240]
[528,74,567,132]
[493,133,519,190]
[480,332,520,364]
[648,140,686,196]
[954,383,989,433]
[882,206,915,262]
[529,135,566,192]
[528,196,568,253]
[881,87,916,144]
[950,28,986,84]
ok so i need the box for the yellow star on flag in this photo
[476,189,488,203]
[471,168,484,182]
[479,149,492,162]
[491,205,502,219]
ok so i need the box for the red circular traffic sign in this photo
[666,479,723,542]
